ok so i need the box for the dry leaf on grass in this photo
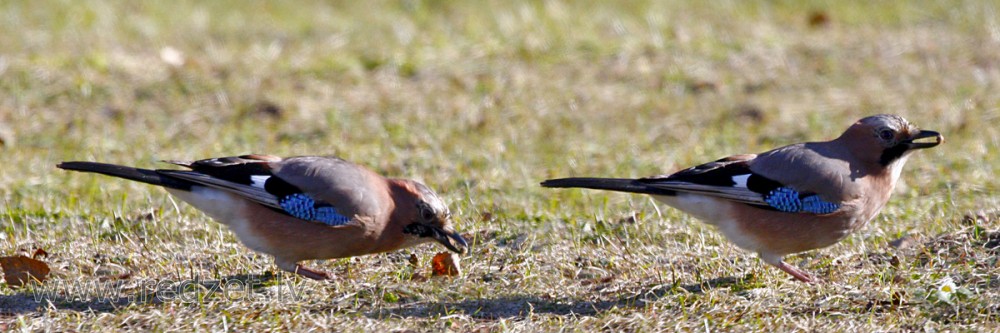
[0,255,51,287]
[431,252,462,277]
[808,10,830,28]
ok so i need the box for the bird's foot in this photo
[760,253,820,283]
[277,260,334,280]
[777,261,818,283]
[293,264,334,280]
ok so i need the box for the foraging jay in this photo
[542,114,942,282]
[58,155,468,280]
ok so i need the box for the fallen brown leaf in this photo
[808,10,830,28]
[32,248,48,259]
[431,252,462,277]
[0,255,51,287]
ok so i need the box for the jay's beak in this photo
[404,223,469,254]
[433,227,469,254]
[905,130,944,150]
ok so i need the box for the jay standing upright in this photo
[59,155,468,280]
[542,114,942,282]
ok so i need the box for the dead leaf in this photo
[32,248,48,259]
[0,255,51,287]
[808,10,830,28]
[431,252,462,277]
[408,253,419,267]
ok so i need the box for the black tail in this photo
[57,161,192,191]
[540,177,676,196]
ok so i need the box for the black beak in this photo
[432,227,468,254]
[403,223,469,254]
[905,130,944,149]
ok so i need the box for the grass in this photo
[1,0,999,331]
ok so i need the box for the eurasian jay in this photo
[58,155,468,280]
[542,114,942,282]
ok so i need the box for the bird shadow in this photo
[2,272,763,319]
[0,273,280,315]
[364,275,756,320]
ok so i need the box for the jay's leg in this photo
[760,253,817,283]
[775,261,816,283]
[276,259,333,280]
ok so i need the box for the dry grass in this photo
[2,0,1000,331]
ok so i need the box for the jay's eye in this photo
[417,202,436,222]
[878,128,895,141]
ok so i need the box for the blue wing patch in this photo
[801,195,840,214]
[278,193,351,226]
[764,187,840,214]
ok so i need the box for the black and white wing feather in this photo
[543,154,843,215]
[640,155,841,214]
[162,155,354,226]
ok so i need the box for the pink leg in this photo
[276,259,333,280]
[293,264,334,280]
[776,261,816,283]
[760,253,818,283]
